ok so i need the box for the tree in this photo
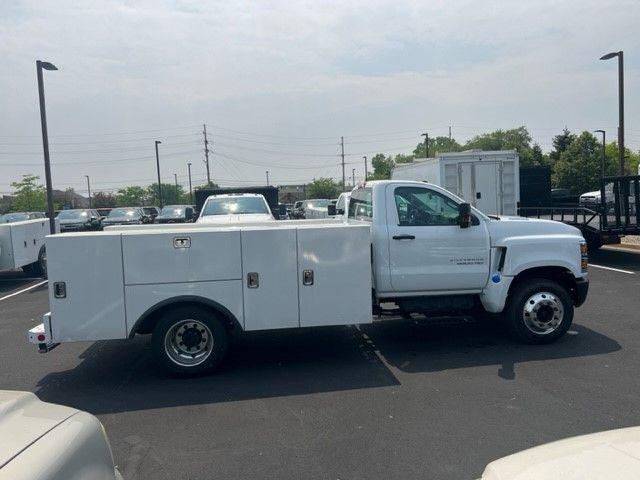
[394,153,414,164]
[464,126,536,166]
[370,153,394,180]
[413,136,461,158]
[92,191,117,208]
[550,127,576,162]
[10,174,46,212]
[115,186,147,207]
[306,178,339,199]
[553,131,618,194]
[147,183,186,206]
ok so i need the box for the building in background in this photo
[278,184,306,204]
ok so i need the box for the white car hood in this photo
[197,213,275,224]
[0,391,78,468]
[481,426,640,480]
[487,215,583,246]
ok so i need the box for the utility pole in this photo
[187,162,193,204]
[449,125,452,142]
[85,175,91,208]
[266,170,270,186]
[340,136,345,190]
[363,156,368,181]
[352,168,355,186]
[174,172,178,191]
[203,123,211,185]
[36,60,58,235]
[421,132,429,158]
[154,140,163,208]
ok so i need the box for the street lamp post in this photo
[154,141,163,208]
[363,156,368,181]
[352,168,355,186]
[594,130,606,178]
[266,170,269,186]
[36,60,58,234]
[600,51,624,175]
[421,132,429,158]
[174,173,178,202]
[84,175,92,208]
[187,162,193,204]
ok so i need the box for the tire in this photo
[152,306,228,376]
[505,278,573,344]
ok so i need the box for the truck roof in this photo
[204,193,265,200]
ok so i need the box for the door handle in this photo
[392,234,415,240]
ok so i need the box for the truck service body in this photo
[0,218,56,277]
[29,180,589,375]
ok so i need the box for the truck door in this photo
[386,184,490,292]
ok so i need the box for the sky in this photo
[0,0,638,196]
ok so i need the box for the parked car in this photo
[300,199,331,219]
[328,192,350,217]
[196,193,275,224]
[291,201,304,219]
[155,205,195,223]
[0,211,45,223]
[480,426,640,479]
[96,207,113,219]
[0,390,122,479]
[579,189,601,208]
[58,209,103,232]
[142,206,160,221]
[102,207,149,226]
[551,188,576,204]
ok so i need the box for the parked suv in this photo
[58,209,103,232]
[102,207,149,226]
[155,205,195,223]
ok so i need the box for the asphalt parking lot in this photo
[1,248,639,480]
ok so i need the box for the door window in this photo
[394,186,459,226]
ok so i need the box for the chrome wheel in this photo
[522,291,564,335]
[164,319,213,367]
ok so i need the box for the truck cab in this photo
[349,181,588,343]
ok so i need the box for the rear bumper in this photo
[573,277,589,307]
[28,312,59,353]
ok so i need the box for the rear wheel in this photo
[22,246,47,278]
[505,279,573,344]
[152,306,228,376]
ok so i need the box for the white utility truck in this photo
[391,150,519,216]
[0,218,56,276]
[29,180,588,376]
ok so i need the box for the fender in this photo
[128,295,243,338]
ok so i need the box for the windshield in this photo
[0,213,29,223]
[143,207,157,215]
[58,210,89,220]
[202,197,269,216]
[306,199,330,209]
[160,206,185,216]
[108,208,138,217]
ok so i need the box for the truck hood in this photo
[487,216,583,245]
[197,213,275,224]
[481,426,640,480]
[0,391,78,468]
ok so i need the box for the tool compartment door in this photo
[121,229,242,285]
[47,233,126,341]
[241,228,299,330]
[297,225,372,327]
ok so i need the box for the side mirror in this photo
[327,204,337,216]
[458,203,472,228]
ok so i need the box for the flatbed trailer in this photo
[519,175,639,249]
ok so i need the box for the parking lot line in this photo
[589,264,636,275]
[0,280,48,302]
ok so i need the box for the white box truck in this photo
[0,218,56,276]
[391,150,520,216]
[29,180,588,376]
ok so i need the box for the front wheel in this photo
[152,306,228,376]
[505,279,573,344]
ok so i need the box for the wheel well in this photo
[508,266,578,301]
[129,297,242,338]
